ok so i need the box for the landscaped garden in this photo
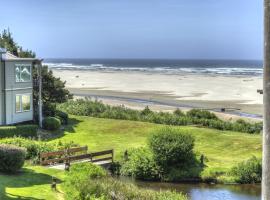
[0,110,262,199]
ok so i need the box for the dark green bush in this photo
[120,128,200,181]
[42,117,61,130]
[0,144,26,172]
[64,163,187,200]
[120,148,160,180]
[43,102,57,117]
[187,109,218,120]
[56,110,69,125]
[230,156,262,184]
[141,106,153,115]
[0,125,38,139]
[174,108,185,116]
[57,99,262,134]
[148,127,195,171]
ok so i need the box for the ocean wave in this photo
[43,62,263,76]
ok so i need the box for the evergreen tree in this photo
[0,29,72,119]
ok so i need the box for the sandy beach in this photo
[52,68,263,120]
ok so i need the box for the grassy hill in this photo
[51,115,262,173]
[0,115,262,199]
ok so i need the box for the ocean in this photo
[44,59,263,76]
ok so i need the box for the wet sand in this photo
[52,69,263,121]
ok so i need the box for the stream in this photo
[119,177,261,200]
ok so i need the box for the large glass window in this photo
[15,94,31,113]
[15,65,31,82]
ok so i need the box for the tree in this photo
[0,29,35,58]
[263,0,270,199]
[0,29,72,119]
[33,66,72,117]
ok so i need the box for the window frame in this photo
[15,64,32,83]
[15,93,32,113]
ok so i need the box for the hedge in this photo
[58,99,263,134]
[0,124,38,139]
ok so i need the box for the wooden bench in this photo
[40,146,114,167]
[40,146,89,166]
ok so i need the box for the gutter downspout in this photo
[3,60,6,125]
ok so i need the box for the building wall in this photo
[0,60,4,125]
[4,61,33,125]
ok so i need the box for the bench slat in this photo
[69,154,91,161]
[67,146,88,154]
[91,157,113,163]
[41,157,67,165]
[40,150,65,158]
[90,149,113,157]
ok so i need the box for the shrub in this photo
[148,127,195,171]
[58,99,262,134]
[141,106,153,115]
[43,102,57,117]
[42,117,61,130]
[64,163,187,200]
[230,156,262,184]
[173,108,185,116]
[187,109,218,120]
[0,144,26,172]
[56,110,69,125]
[0,137,54,160]
[0,125,38,138]
[120,148,160,180]
[0,137,77,161]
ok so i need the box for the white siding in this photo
[4,61,33,124]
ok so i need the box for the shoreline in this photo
[51,68,263,121]
[69,88,262,121]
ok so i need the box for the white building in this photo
[0,48,41,125]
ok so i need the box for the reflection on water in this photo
[119,176,261,200]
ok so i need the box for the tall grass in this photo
[64,163,187,200]
[58,99,262,134]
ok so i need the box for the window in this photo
[15,65,31,82]
[16,94,31,113]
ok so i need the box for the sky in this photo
[0,0,263,59]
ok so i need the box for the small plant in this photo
[55,110,69,125]
[0,144,26,172]
[230,156,262,184]
[42,117,61,130]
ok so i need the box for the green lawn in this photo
[51,115,262,172]
[0,165,65,200]
[0,115,262,199]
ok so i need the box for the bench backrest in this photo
[40,146,88,166]
[91,149,114,163]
